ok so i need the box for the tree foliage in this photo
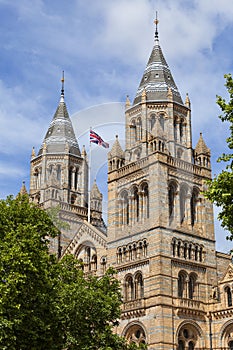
[0,195,146,349]
[204,74,233,239]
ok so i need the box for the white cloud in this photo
[0,0,232,250]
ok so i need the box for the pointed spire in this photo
[125,95,131,109]
[38,74,80,156]
[133,18,183,105]
[31,146,36,158]
[19,181,28,195]
[185,93,191,108]
[60,71,65,102]
[81,144,87,157]
[91,179,102,199]
[108,135,124,159]
[195,133,210,155]
[154,11,159,46]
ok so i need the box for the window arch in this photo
[180,184,189,224]
[178,271,187,298]
[130,119,136,145]
[191,188,199,227]
[135,272,144,299]
[140,182,149,219]
[150,114,156,131]
[132,186,139,222]
[188,274,197,300]
[75,242,97,272]
[119,190,129,225]
[137,117,142,141]
[225,286,232,307]
[177,323,202,350]
[125,275,134,301]
[123,323,146,346]
[168,181,177,222]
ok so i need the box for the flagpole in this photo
[88,127,92,223]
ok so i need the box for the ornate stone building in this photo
[29,22,233,350]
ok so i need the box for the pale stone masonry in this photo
[29,22,233,350]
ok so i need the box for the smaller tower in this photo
[108,135,125,172]
[29,74,89,254]
[90,179,106,232]
[194,132,211,169]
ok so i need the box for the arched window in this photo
[229,340,233,350]
[183,243,188,259]
[135,273,144,299]
[125,275,134,301]
[188,341,195,350]
[172,239,176,256]
[226,286,232,307]
[120,190,129,225]
[180,185,188,224]
[168,182,176,221]
[137,117,142,141]
[188,274,196,299]
[178,272,186,298]
[124,325,146,346]
[177,325,198,350]
[191,189,199,227]
[130,119,136,144]
[118,248,123,264]
[68,167,73,189]
[141,182,149,219]
[150,114,156,130]
[159,113,164,130]
[132,186,139,222]
[177,241,181,257]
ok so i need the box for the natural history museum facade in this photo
[27,21,233,350]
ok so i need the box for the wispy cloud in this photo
[0,0,232,251]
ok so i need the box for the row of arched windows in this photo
[178,271,197,299]
[168,181,200,227]
[124,272,144,301]
[117,240,147,264]
[75,244,97,272]
[172,239,204,262]
[118,183,149,226]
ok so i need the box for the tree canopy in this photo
[0,195,146,349]
[204,74,233,240]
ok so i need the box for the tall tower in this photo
[107,18,217,349]
[30,75,89,254]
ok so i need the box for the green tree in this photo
[0,194,62,349]
[57,256,145,350]
[204,74,233,239]
[0,195,146,349]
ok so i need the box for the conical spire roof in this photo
[38,77,80,156]
[91,179,102,199]
[19,181,28,195]
[195,133,210,155]
[134,20,183,105]
[108,135,124,159]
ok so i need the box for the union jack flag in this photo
[90,130,109,148]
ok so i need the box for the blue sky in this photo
[0,0,232,252]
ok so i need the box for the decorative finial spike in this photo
[154,11,159,43]
[61,70,65,97]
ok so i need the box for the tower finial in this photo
[61,70,65,97]
[154,11,159,44]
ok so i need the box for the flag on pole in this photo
[90,130,109,148]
